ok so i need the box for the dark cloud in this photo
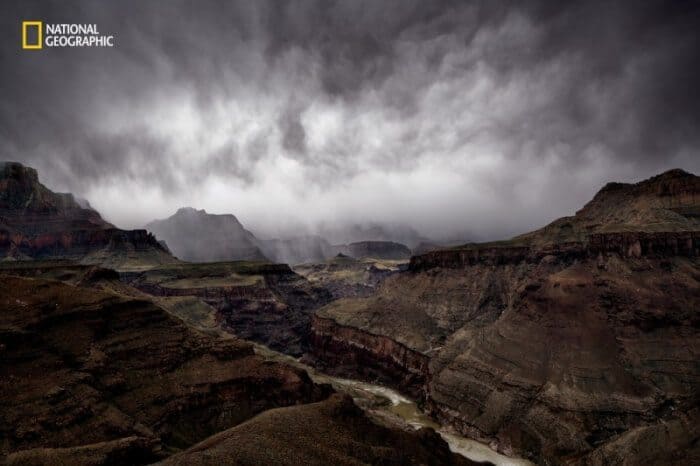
[0,0,698,238]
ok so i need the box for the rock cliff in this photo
[0,162,174,269]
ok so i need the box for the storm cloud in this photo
[1,0,698,240]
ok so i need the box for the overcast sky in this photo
[1,0,699,240]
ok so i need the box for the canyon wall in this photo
[0,228,169,260]
[306,315,430,399]
[410,231,700,271]
[307,244,700,464]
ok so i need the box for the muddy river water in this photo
[254,344,533,466]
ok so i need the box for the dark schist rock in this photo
[0,162,174,268]
[0,276,330,464]
[305,169,700,465]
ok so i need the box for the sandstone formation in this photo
[0,162,174,269]
[0,275,330,464]
[157,394,482,466]
[146,207,267,262]
[307,169,700,465]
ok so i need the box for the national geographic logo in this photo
[22,21,115,50]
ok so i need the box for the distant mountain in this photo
[341,241,411,260]
[0,161,174,269]
[146,207,267,262]
[260,236,414,265]
[319,223,429,249]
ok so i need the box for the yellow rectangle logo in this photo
[22,21,43,50]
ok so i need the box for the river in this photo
[253,344,533,466]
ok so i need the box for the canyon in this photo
[1,163,699,465]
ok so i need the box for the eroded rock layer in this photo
[306,315,430,399]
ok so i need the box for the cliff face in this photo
[0,162,174,268]
[423,255,700,464]
[307,169,700,465]
[410,231,700,271]
[305,315,430,399]
[0,162,108,226]
[0,275,329,464]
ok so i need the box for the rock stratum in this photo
[307,169,700,465]
[0,162,174,270]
